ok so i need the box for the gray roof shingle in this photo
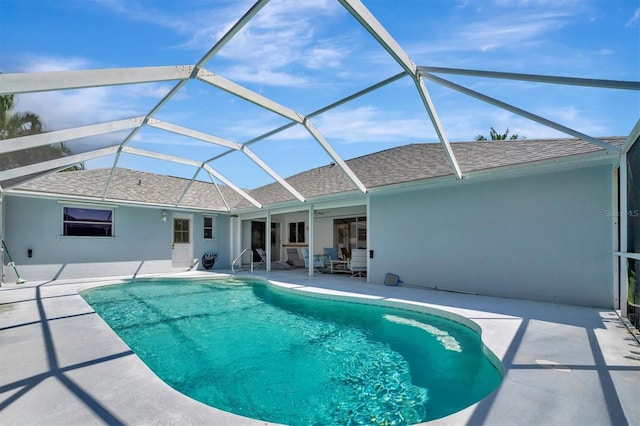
[13,137,624,211]
[17,168,238,211]
[239,136,624,207]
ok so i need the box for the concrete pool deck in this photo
[1,269,639,425]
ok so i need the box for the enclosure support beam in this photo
[0,117,145,155]
[0,66,193,95]
[421,72,620,152]
[0,146,119,181]
[339,0,463,180]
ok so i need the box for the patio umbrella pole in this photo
[1,240,26,284]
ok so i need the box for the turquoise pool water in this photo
[81,278,502,425]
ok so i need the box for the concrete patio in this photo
[1,269,639,425]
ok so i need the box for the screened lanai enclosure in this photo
[1,1,639,320]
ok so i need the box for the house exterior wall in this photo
[312,217,334,252]
[192,212,230,269]
[2,195,231,283]
[368,165,615,308]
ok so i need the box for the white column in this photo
[266,212,271,272]
[612,167,620,310]
[308,205,314,277]
[620,153,628,317]
[366,197,371,283]
[0,190,4,285]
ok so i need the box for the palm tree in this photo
[0,94,82,171]
[0,94,43,140]
[475,127,521,141]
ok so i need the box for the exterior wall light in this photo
[161,210,168,223]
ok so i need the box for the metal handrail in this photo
[231,248,254,274]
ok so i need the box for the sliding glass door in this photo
[334,216,366,259]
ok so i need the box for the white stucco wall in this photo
[2,195,231,282]
[368,165,615,308]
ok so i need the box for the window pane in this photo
[204,216,214,239]
[297,222,305,243]
[63,207,113,237]
[64,223,112,237]
[628,259,639,329]
[289,223,296,243]
[173,219,190,243]
[64,207,112,223]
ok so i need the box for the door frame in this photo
[172,213,193,268]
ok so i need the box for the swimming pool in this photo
[81,278,502,425]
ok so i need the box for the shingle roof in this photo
[241,136,624,207]
[16,168,242,211]
[13,137,624,211]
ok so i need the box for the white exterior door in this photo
[172,213,193,268]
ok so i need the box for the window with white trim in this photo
[289,221,305,243]
[203,215,216,239]
[63,206,113,237]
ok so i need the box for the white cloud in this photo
[311,106,433,143]
[17,55,92,73]
[627,7,640,27]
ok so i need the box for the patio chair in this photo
[322,247,339,263]
[254,248,267,269]
[256,248,293,270]
[301,247,325,272]
[323,247,347,273]
[349,248,367,277]
[285,247,305,268]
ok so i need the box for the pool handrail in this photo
[231,248,254,274]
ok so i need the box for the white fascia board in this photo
[621,119,640,154]
[121,146,202,167]
[339,0,414,74]
[147,120,242,150]
[203,164,262,209]
[196,69,303,123]
[417,66,640,91]
[0,66,194,95]
[414,77,463,179]
[0,146,119,181]
[0,117,145,155]
[241,146,306,202]
[303,119,368,193]
[422,72,621,152]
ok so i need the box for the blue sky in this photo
[2,0,639,188]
